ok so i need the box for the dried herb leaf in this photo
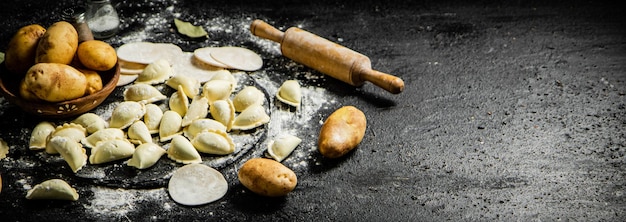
[174,18,208,38]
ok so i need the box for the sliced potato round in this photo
[168,163,228,206]
[210,47,263,71]
[193,47,231,69]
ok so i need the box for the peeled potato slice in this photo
[209,47,263,71]
[168,163,228,206]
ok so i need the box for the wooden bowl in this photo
[0,62,120,119]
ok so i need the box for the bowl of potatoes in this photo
[0,21,120,119]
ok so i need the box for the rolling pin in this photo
[250,19,404,94]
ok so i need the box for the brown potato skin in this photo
[318,106,367,158]
[35,21,78,65]
[79,68,103,95]
[238,158,297,197]
[77,40,117,71]
[4,24,46,76]
[20,63,87,102]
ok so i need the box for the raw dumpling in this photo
[202,80,233,104]
[191,130,235,155]
[109,101,146,129]
[182,96,209,127]
[123,83,167,103]
[72,113,107,134]
[29,121,56,150]
[26,179,79,201]
[169,85,189,116]
[166,74,200,99]
[135,59,174,85]
[48,136,87,173]
[209,70,236,91]
[232,86,264,112]
[128,121,153,145]
[267,134,302,162]
[45,123,87,154]
[209,100,235,132]
[159,111,183,142]
[127,143,166,169]
[144,103,164,134]
[183,119,227,140]
[276,80,301,107]
[89,139,135,164]
[167,135,202,164]
[231,104,270,131]
[81,128,125,149]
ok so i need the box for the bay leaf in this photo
[174,18,208,38]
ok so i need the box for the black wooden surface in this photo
[0,0,625,221]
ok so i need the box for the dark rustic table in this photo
[0,0,624,221]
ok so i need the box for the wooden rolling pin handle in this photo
[250,20,284,43]
[353,63,405,94]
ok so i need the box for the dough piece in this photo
[232,86,264,112]
[89,139,135,164]
[128,121,153,145]
[168,163,228,206]
[109,101,146,129]
[72,113,107,134]
[209,100,235,132]
[159,111,183,142]
[127,143,166,169]
[267,134,302,162]
[81,128,126,149]
[48,136,87,173]
[135,59,174,85]
[193,47,231,69]
[209,47,263,71]
[123,83,167,103]
[167,135,201,164]
[169,85,189,116]
[144,104,164,134]
[117,42,183,65]
[183,118,227,140]
[191,130,235,155]
[26,179,79,201]
[173,52,228,83]
[276,80,301,107]
[231,104,270,131]
[117,74,139,86]
[166,74,200,99]
[202,80,233,104]
[45,123,87,154]
[29,121,56,150]
[182,96,209,127]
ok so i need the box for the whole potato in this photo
[4,24,46,75]
[318,106,367,158]
[79,68,103,95]
[35,21,78,64]
[238,158,297,197]
[77,40,117,71]
[20,63,87,102]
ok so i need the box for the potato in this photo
[77,40,117,71]
[237,158,297,197]
[35,21,78,64]
[4,24,46,75]
[318,106,367,158]
[79,68,103,95]
[20,63,87,102]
